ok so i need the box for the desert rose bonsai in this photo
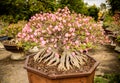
[17,7,109,83]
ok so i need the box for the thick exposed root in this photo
[33,48,88,71]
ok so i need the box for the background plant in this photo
[59,0,99,21]
[1,20,27,38]
[17,7,109,71]
[0,0,99,23]
[107,0,120,14]
[87,5,99,21]
[104,13,120,37]
[0,0,58,23]
[103,13,114,28]
[0,20,9,36]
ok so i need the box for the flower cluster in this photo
[17,7,109,54]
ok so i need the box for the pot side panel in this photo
[27,71,95,83]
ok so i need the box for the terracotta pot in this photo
[24,54,99,83]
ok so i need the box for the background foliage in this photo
[0,0,99,23]
[107,0,120,14]
[0,0,57,23]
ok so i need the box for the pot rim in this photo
[24,54,99,80]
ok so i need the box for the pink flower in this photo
[65,38,68,41]
[34,32,37,36]
[55,53,59,58]
[25,36,30,41]
[68,23,72,27]
[57,28,61,31]
[83,18,89,22]
[54,44,57,48]
[54,26,58,30]
[23,24,33,33]
[69,28,75,32]
[65,33,69,37]
[75,40,79,44]
[49,25,53,28]
[35,40,38,43]
[40,16,44,21]
[86,37,89,42]
[48,47,52,50]
[30,35,34,39]
[40,37,44,41]
[38,24,41,28]
[17,33,22,37]
[86,32,90,36]
[51,38,54,42]
[52,28,56,32]
[71,33,75,36]
[21,34,25,39]
[32,38,37,42]
[48,31,52,34]
[80,50,83,53]
[41,40,46,46]
[54,39,58,42]
[58,17,62,21]
[46,40,49,43]
[63,40,66,44]
[58,36,61,39]
[47,28,49,31]
[63,20,66,23]
[89,27,92,30]
[77,24,82,27]
[25,37,29,41]
[72,52,75,56]
[66,46,70,49]
[46,49,50,53]
[29,28,32,33]
[42,30,46,33]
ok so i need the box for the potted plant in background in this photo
[0,21,27,60]
[17,7,109,83]
[103,12,120,52]
[1,20,26,51]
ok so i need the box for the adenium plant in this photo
[17,7,109,71]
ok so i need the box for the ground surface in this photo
[88,45,120,76]
[0,44,120,83]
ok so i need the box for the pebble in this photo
[0,49,11,60]
[28,46,39,53]
[0,42,4,49]
[10,52,26,60]
[114,46,120,52]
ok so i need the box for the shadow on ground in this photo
[0,45,120,83]
[0,58,29,83]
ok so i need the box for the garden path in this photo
[88,45,120,76]
[0,44,120,83]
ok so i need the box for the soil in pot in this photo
[27,55,96,76]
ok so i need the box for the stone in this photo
[10,52,26,60]
[0,42,4,49]
[28,46,39,53]
[115,46,120,52]
[0,49,11,60]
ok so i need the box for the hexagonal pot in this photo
[24,54,99,83]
